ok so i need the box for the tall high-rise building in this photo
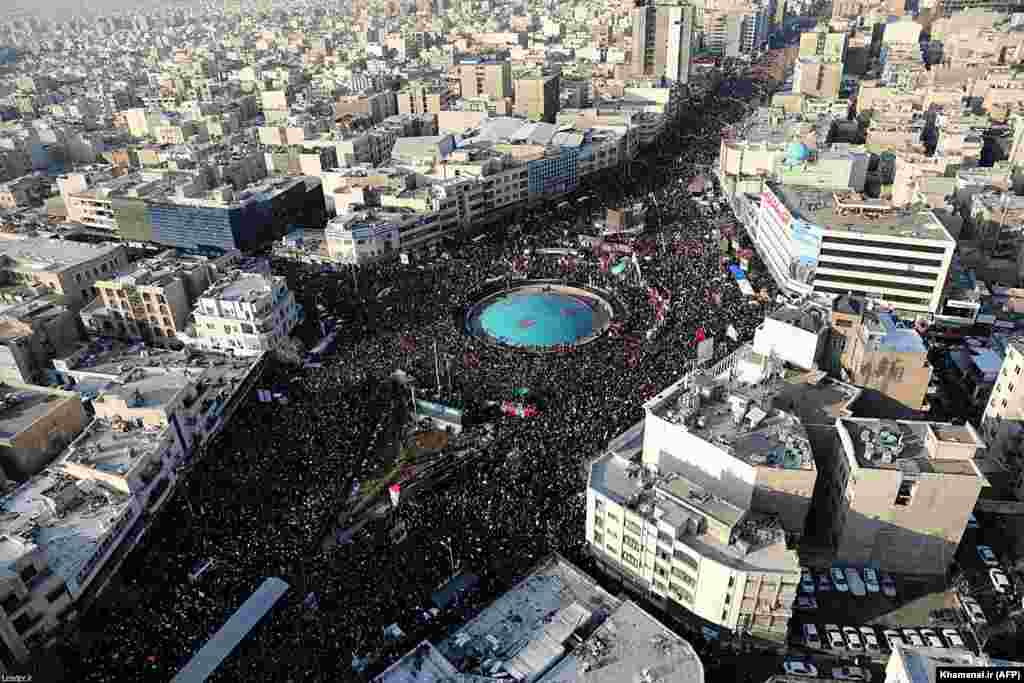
[513,72,560,123]
[631,1,695,85]
[454,58,513,100]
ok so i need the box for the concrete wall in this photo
[1,393,86,479]
[836,465,981,575]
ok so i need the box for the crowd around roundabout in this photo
[463,281,617,351]
[61,74,780,683]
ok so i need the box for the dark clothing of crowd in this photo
[62,77,778,683]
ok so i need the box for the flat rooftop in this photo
[650,376,816,472]
[768,304,830,333]
[0,472,132,584]
[863,311,927,354]
[0,236,121,272]
[539,600,704,683]
[56,416,166,477]
[202,273,275,304]
[839,418,985,476]
[436,555,622,680]
[590,449,798,573]
[0,385,73,441]
[54,339,258,384]
[890,644,1019,683]
[773,184,952,242]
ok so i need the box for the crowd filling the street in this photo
[60,76,789,682]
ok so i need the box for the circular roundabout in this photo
[464,281,616,351]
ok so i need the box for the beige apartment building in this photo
[587,347,813,642]
[793,59,842,99]
[0,384,86,480]
[454,60,513,100]
[513,72,560,123]
[0,238,127,310]
[80,253,216,345]
[841,308,931,413]
[824,418,986,575]
[396,85,452,115]
[979,338,1024,497]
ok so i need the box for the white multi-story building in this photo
[748,184,957,316]
[181,269,302,356]
[586,347,818,642]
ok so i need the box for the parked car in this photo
[843,626,864,650]
[818,573,832,592]
[845,568,867,597]
[863,568,881,593]
[831,568,850,592]
[960,595,988,626]
[883,629,903,651]
[941,628,966,649]
[880,573,897,598]
[977,545,999,567]
[919,628,944,648]
[859,626,880,653]
[783,658,819,677]
[902,629,925,647]
[797,596,818,610]
[801,567,816,593]
[826,624,845,649]
[832,666,870,681]
[803,623,822,649]
[990,568,1011,594]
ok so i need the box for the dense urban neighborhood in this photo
[0,0,1022,681]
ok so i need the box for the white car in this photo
[960,596,988,626]
[783,659,819,677]
[903,629,925,647]
[845,568,867,597]
[880,573,897,598]
[832,666,870,681]
[883,629,903,651]
[831,568,850,592]
[826,624,845,649]
[942,628,966,649]
[797,595,818,610]
[801,567,816,593]
[990,568,1011,594]
[843,626,864,651]
[859,626,880,653]
[977,545,999,567]
[919,628,944,648]
[863,568,881,593]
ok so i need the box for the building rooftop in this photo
[0,385,75,442]
[539,599,704,683]
[590,449,797,573]
[646,369,816,472]
[768,304,830,334]
[0,471,132,585]
[0,236,121,273]
[889,643,1023,683]
[56,416,166,478]
[773,184,953,243]
[435,555,623,681]
[862,311,927,354]
[202,271,276,304]
[838,418,985,476]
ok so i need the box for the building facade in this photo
[182,270,302,356]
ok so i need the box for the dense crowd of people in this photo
[63,72,779,682]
